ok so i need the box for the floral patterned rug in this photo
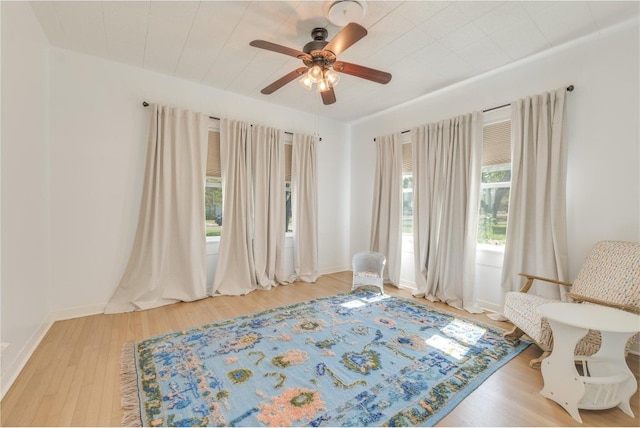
[121,292,529,426]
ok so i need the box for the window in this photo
[205,127,294,238]
[206,130,223,237]
[478,116,511,246]
[402,175,413,234]
[401,140,413,235]
[284,142,293,233]
[285,182,293,232]
[205,177,223,236]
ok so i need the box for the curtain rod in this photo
[142,101,322,141]
[374,85,575,141]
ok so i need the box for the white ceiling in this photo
[30,1,639,122]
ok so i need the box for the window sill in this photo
[476,243,505,268]
[477,243,505,253]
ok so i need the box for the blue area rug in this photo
[121,292,529,426]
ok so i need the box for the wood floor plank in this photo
[1,271,638,427]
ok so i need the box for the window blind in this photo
[285,143,292,182]
[207,131,221,178]
[482,120,511,166]
[402,142,412,174]
[207,131,293,181]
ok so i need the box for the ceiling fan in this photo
[249,23,392,105]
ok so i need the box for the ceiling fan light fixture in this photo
[324,68,341,87]
[317,78,331,93]
[299,75,314,90]
[308,65,324,83]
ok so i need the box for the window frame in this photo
[477,106,511,250]
[205,120,294,242]
[400,132,413,238]
[206,119,222,243]
[285,169,293,236]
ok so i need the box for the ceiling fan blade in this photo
[250,40,311,61]
[333,61,392,84]
[320,86,337,105]
[324,22,367,56]
[261,67,308,95]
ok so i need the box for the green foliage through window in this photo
[478,165,510,246]
[402,175,413,234]
[205,177,223,237]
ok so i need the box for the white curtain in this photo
[501,88,568,299]
[252,125,288,287]
[105,104,208,313]
[292,133,319,282]
[212,119,256,295]
[212,121,291,294]
[412,112,483,313]
[370,133,403,285]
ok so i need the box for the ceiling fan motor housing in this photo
[303,28,336,68]
[303,28,329,54]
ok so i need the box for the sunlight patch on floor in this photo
[442,319,486,346]
[425,320,487,360]
[340,294,391,309]
[425,335,470,361]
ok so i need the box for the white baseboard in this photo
[48,303,106,322]
[398,279,416,290]
[318,265,350,276]
[1,303,106,400]
[478,299,503,314]
[1,317,53,399]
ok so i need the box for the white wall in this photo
[47,47,351,314]
[350,19,640,309]
[1,2,52,395]
[0,2,351,394]
[3,2,638,398]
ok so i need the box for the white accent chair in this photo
[503,240,640,368]
[351,251,386,295]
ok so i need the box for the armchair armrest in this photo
[517,273,573,293]
[565,292,640,315]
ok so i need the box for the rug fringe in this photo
[120,342,142,427]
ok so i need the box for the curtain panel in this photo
[501,88,568,300]
[105,104,208,313]
[370,133,403,285]
[251,125,288,287]
[292,133,319,282]
[212,119,256,295]
[212,121,293,295]
[411,112,483,313]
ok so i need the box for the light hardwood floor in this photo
[1,271,638,426]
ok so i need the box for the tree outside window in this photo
[205,177,223,237]
[402,174,413,234]
[478,165,510,245]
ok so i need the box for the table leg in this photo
[587,331,637,417]
[540,320,588,423]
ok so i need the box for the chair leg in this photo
[503,325,525,340]
[529,350,550,369]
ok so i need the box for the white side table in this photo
[537,302,640,423]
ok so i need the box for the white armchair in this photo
[351,251,386,295]
[503,240,640,368]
